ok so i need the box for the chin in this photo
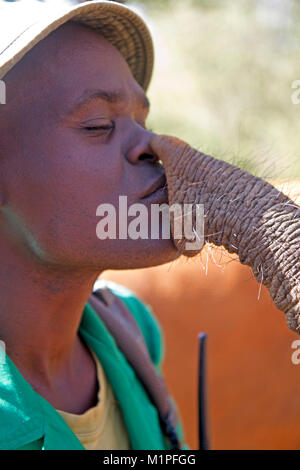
[139,239,181,269]
[104,237,181,270]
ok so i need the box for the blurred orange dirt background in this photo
[102,180,300,450]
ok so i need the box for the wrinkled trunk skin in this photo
[150,135,300,334]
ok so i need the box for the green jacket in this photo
[0,281,185,450]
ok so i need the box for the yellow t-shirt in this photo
[56,348,131,450]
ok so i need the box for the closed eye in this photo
[84,124,114,131]
[81,122,115,138]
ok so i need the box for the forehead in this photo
[5,21,148,114]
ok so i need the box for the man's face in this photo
[0,22,180,271]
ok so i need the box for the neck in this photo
[0,240,101,382]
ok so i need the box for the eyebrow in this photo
[66,88,150,116]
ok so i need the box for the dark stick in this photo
[198,332,210,450]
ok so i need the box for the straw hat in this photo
[0,0,154,90]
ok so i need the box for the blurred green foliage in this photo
[131,0,300,179]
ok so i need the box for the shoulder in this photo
[93,279,164,369]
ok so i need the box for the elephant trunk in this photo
[150,135,300,334]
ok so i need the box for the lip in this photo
[141,174,167,199]
[140,185,168,204]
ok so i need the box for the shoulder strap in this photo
[88,286,181,450]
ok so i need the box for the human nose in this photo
[125,127,159,165]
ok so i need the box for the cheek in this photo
[4,145,125,262]
[30,171,123,260]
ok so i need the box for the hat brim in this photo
[0,0,154,90]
